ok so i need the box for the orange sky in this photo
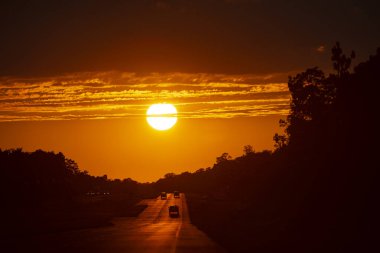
[0,72,289,182]
[0,117,284,182]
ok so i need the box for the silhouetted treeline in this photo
[153,43,378,253]
[0,148,155,236]
[0,148,155,204]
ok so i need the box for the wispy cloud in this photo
[316,45,325,53]
[0,72,290,121]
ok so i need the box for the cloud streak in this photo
[0,72,290,121]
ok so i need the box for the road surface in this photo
[9,193,225,253]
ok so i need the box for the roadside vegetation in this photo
[0,149,154,237]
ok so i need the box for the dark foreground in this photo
[2,193,225,253]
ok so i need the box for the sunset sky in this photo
[1,0,379,181]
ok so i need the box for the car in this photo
[173,191,180,198]
[169,205,180,217]
[160,192,167,200]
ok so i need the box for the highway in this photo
[13,193,225,253]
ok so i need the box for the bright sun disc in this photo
[146,103,177,130]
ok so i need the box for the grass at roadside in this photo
[2,195,148,237]
[186,194,287,253]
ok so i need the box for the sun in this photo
[146,103,177,131]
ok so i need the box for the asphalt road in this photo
[10,193,225,253]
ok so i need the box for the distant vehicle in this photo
[169,205,180,217]
[173,191,180,198]
[86,191,110,196]
[160,192,167,200]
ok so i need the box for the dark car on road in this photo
[169,205,180,217]
[173,191,180,198]
[160,192,167,200]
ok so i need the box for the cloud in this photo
[316,45,325,53]
[0,72,290,121]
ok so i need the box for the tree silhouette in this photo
[273,133,287,150]
[331,41,355,78]
[216,152,231,164]
[243,145,254,156]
